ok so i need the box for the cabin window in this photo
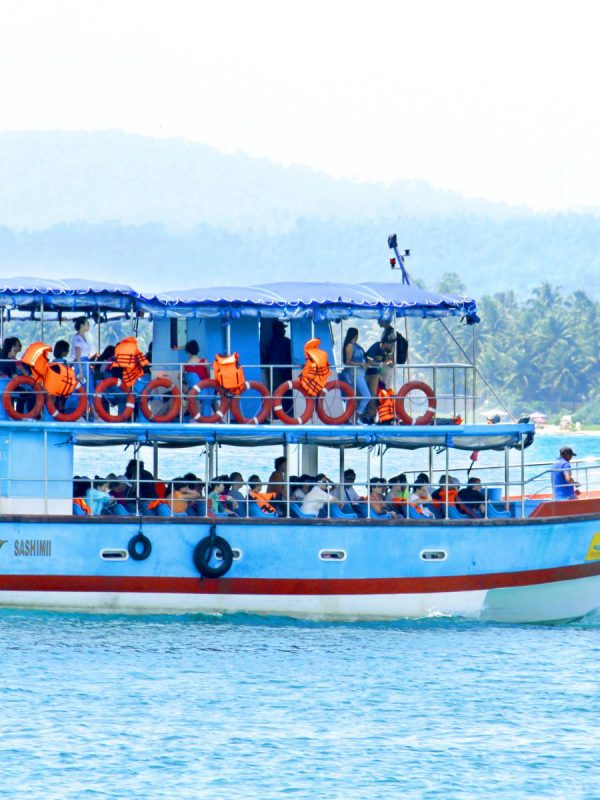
[420,549,447,561]
[232,549,242,561]
[100,549,129,561]
[319,549,347,561]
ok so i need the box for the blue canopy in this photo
[142,281,478,321]
[0,278,478,321]
[0,278,139,312]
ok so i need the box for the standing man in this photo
[551,447,580,500]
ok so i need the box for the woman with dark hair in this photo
[183,339,209,385]
[93,345,116,382]
[0,337,22,377]
[341,327,370,421]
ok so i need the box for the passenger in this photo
[248,475,278,515]
[387,474,409,512]
[334,469,361,512]
[341,328,371,423]
[292,474,313,502]
[73,476,92,515]
[378,318,409,365]
[53,340,70,363]
[93,345,116,382]
[72,317,93,386]
[457,477,486,518]
[228,472,247,517]
[0,337,23,377]
[124,459,158,501]
[267,456,288,513]
[183,340,209,387]
[368,478,398,518]
[431,475,459,516]
[301,474,344,517]
[409,482,435,517]
[85,476,117,515]
[551,447,580,500]
[167,477,204,515]
[364,340,394,419]
[264,321,292,411]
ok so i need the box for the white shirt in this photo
[72,333,91,359]
[301,486,331,515]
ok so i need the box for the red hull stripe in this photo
[1,562,600,595]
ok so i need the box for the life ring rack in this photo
[395,381,437,426]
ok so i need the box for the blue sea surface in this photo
[2,610,600,799]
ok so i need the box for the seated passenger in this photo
[267,456,288,514]
[431,475,459,516]
[53,340,70,363]
[85,476,117,515]
[73,475,92,514]
[334,469,361,511]
[409,482,435,517]
[0,337,23,378]
[228,472,247,517]
[124,459,158,501]
[301,474,344,517]
[291,474,312,502]
[183,340,209,387]
[456,477,486,518]
[248,475,278,515]
[387,474,409,512]
[368,478,397,518]
[167,477,203,515]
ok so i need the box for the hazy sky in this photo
[1,0,599,211]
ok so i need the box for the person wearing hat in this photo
[551,447,580,500]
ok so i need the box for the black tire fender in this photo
[193,527,233,579]
[128,532,152,561]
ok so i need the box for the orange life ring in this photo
[273,379,314,425]
[46,383,87,422]
[139,378,182,423]
[230,380,271,424]
[93,377,135,423]
[316,380,357,425]
[187,379,230,423]
[395,381,437,425]
[2,376,45,420]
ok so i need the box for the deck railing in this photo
[0,359,477,425]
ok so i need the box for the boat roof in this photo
[0,278,478,321]
[0,421,531,450]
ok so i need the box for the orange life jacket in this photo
[20,342,52,383]
[213,353,245,394]
[377,387,395,422]
[249,489,277,514]
[147,498,168,511]
[432,486,458,512]
[112,337,149,389]
[300,338,330,396]
[43,362,79,396]
[73,497,92,515]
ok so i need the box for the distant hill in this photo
[0,131,598,295]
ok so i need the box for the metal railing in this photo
[0,359,476,425]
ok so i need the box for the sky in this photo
[1,0,600,211]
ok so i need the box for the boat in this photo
[0,261,599,624]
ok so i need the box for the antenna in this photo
[387,234,411,285]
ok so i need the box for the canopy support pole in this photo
[153,441,159,484]
[471,325,477,424]
[429,446,434,482]
[40,299,45,341]
[520,438,525,518]
[339,448,345,485]
[504,447,510,513]
[225,320,231,354]
[445,441,450,517]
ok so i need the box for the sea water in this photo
[4,433,600,799]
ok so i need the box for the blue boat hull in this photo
[0,514,599,622]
